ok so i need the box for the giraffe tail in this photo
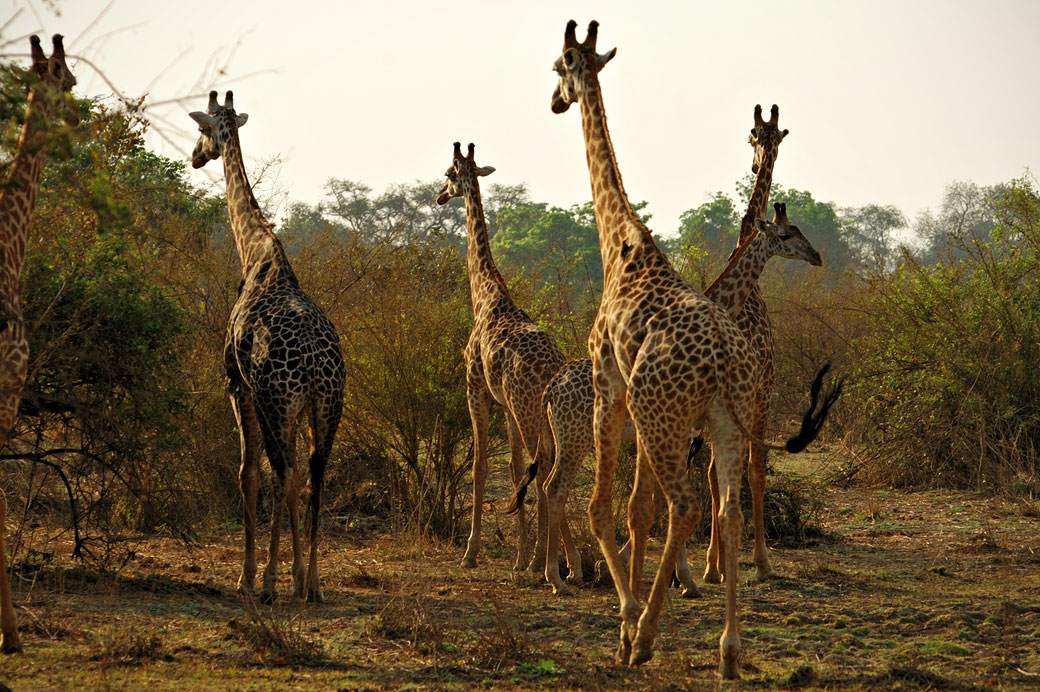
[685,436,704,469]
[506,461,538,515]
[784,361,844,453]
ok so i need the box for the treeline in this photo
[1,86,1036,559]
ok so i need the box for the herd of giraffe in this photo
[0,22,842,680]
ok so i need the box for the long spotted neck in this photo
[0,87,51,295]
[220,129,280,278]
[739,145,778,245]
[704,230,773,320]
[461,178,509,309]
[577,72,654,288]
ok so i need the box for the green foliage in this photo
[3,92,231,545]
[847,177,1040,491]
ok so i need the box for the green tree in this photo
[847,176,1040,491]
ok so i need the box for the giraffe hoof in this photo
[753,565,774,582]
[615,641,630,665]
[0,635,23,654]
[702,569,723,585]
[629,641,653,666]
[460,556,477,569]
[550,583,574,597]
[719,657,740,680]
[306,589,323,603]
[680,583,703,599]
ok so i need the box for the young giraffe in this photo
[0,34,78,655]
[189,91,345,603]
[435,142,577,572]
[534,203,820,597]
[550,21,837,677]
[704,104,789,584]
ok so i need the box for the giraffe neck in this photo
[576,73,654,287]
[461,179,510,309]
[704,230,772,319]
[739,146,778,245]
[0,88,50,295]
[220,131,280,277]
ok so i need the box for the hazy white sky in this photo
[4,0,1039,236]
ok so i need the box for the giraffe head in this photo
[189,90,249,169]
[749,104,788,175]
[435,142,495,205]
[28,34,79,127]
[550,20,616,114]
[754,202,822,266]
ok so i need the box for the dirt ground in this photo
[1,453,1038,691]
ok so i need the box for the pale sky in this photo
[3,0,1038,236]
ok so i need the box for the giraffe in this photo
[532,203,820,597]
[0,34,79,655]
[550,21,838,677]
[189,91,345,603]
[434,142,575,572]
[704,104,789,585]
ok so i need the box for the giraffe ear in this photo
[475,165,496,177]
[189,111,216,128]
[597,47,617,69]
[236,113,249,128]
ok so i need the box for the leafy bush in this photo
[847,177,1039,491]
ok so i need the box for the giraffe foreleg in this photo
[462,374,490,568]
[703,451,724,584]
[526,430,552,574]
[749,411,772,580]
[504,413,531,571]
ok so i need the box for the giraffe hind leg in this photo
[255,403,297,605]
[231,393,262,597]
[304,395,341,603]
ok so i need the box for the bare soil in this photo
[1,454,1038,691]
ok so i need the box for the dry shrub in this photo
[368,584,443,652]
[92,628,164,665]
[467,601,532,671]
[226,598,326,666]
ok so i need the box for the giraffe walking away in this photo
[705,103,790,585]
[550,21,839,678]
[435,142,578,574]
[525,201,821,597]
[189,91,345,603]
[0,34,79,654]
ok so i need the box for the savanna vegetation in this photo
[1,58,1038,690]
